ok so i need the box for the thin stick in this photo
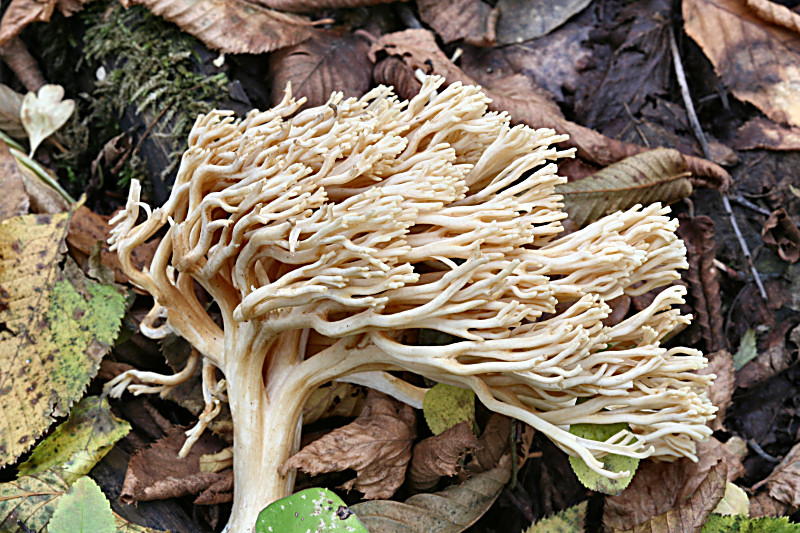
[669,27,767,300]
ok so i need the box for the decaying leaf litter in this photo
[0,0,798,532]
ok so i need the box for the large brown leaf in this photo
[556,148,692,228]
[0,0,89,45]
[417,0,497,46]
[253,0,402,11]
[684,0,800,127]
[409,422,479,490]
[0,140,29,221]
[495,0,592,44]
[369,29,730,189]
[677,215,726,352]
[753,440,800,508]
[269,31,372,109]
[124,0,315,54]
[611,462,726,533]
[352,454,511,533]
[699,351,734,431]
[0,83,25,139]
[734,117,800,151]
[284,390,416,499]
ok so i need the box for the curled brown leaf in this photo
[762,208,800,263]
[283,390,416,499]
[409,421,479,490]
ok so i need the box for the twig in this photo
[669,27,767,300]
[732,194,772,217]
[0,37,45,92]
[748,439,780,463]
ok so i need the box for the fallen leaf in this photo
[417,0,497,46]
[253,0,402,11]
[677,215,726,352]
[409,422,479,490]
[735,329,759,371]
[0,83,25,139]
[18,396,131,481]
[20,84,74,157]
[524,501,587,532]
[569,423,639,495]
[557,148,692,228]
[737,321,796,388]
[495,0,592,44]
[121,427,230,505]
[303,382,365,425]
[0,214,126,467]
[702,514,800,532]
[712,482,750,517]
[0,0,90,45]
[698,351,734,431]
[603,437,740,529]
[0,140,29,221]
[351,454,511,533]
[0,396,134,532]
[468,413,512,473]
[68,205,158,285]
[284,390,416,499]
[269,31,372,109]
[423,383,476,435]
[762,208,800,263]
[255,487,369,533]
[612,462,726,532]
[684,0,800,127]
[370,29,730,189]
[749,491,794,518]
[125,0,315,54]
[48,476,116,533]
[746,0,800,34]
[753,441,800,508]
[734,118,800,151]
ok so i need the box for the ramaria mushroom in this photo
[107,75,716,532]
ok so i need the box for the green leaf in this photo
[18,396,131,483]
[255,488,369,533]
[48,476,115,533]
[734,329,758,370]
[524,501,586,533]
[702,514,800,532]
[0,396,133,531]
[568,423,638,495]
[423,383,476,435]
[0,213,127,467]
[556,148,692,228]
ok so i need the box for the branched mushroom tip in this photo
[107,75,716,532]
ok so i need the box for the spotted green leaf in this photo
[524,501,586,533]
[423,383,476,435]
[255,488,369,533]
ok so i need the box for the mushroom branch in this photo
[106,75,716,532]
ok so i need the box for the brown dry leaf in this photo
[121,427,231,505]
[409,421,479,490]
[753,441,800,508]
[124,0,315,54]
[352,454,511,533]
[750,491,795,517]
[417,0,497,46]
[684,0,800,128]
[468,413,512,474]
[746,0,800,34]
[495,0,592,45]
[284,390,416,499]
[0,0,90,45]
[254,0,402,12]
[677,215,726,352]
[269,31,372,109]
[736,320,796,388]
[557,148,692,229]
[734,117,800,151]
[67,205,158,285]
[699,351,734,431]
[369,29,730,189]
[0,140,29,221]
[612,462,726,533]
[0,83,25,139]
[762,208,800,263]
[604,437,740,529]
